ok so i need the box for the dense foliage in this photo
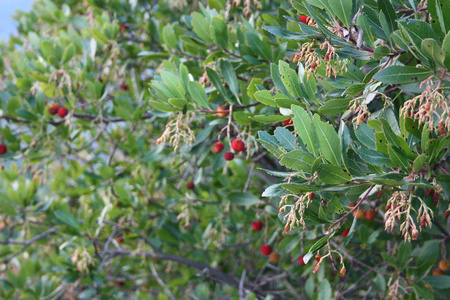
[0,0,449,299]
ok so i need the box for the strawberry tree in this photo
[0,0,449,299]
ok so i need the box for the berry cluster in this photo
[212,139,245,161]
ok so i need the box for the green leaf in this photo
[40,41,53,59]
[373,66,433,84]
[160,70,186,99]
[399,20,439,65]
[313,114,342,166]
[413,154,427,172]
[191,12,213,43]
[246,32,272,61]
[162,24,178,49]
[279,150,315,172]
[292,105,319,157]
[318,98,350,116]
[317,164,352,184]
[342,211,358,248]
[54,210,81,232]
[423,276,450,289]
[355,147,393,166]
[397,242,412,269]
[61,44,76,64]
[378,0,398,33]
[254,90,277,107]
[329,0,352,28]
[421,38,446,68]
[188,81,210,109]
[373,45,391,59]
[443,31,450,69]
[219,60,240,100]
[270,63,289,96]
[307,235,329,257]
[355,123,376,149]
[227,192,260,206]
[206,67,227,97]
[250,115,288,123]
[211,17,228,48]
[263,26,322,41]
[279,61,303,101]
[388,146,410,172]
[318,280,332,300]
[274,127,301,151]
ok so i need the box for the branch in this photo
[3,227,58,264]
[106,249,268,297]
[1,112,154,125]
[328,185,375,232]
[199,102,261,114]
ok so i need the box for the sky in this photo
[0,0,34,41]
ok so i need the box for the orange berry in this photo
[432,268,444,276]
[269,252,280,263]
[353,210,364,219]
[315,253,321,262]
[309,192,315,200]
[438,259,450,271]
[364,209,376,220]
[216,106,229,118]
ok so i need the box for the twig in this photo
[149,261,176,300]
[3,227,58,264]
[199,102,261,114]
[328,185,375,232]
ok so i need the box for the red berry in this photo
[309,192,315,200]
[283,118,293,126]
[0,144,7,155]
[49,103,60,115]
[260,244,272,256]
[115,237,123,243]
[214,142,224,153]
[299,15,308,24]
[298,255,305,265]
[341,228,350,237]
[58,107,68,118]
[252,220,263,231]
[315,253,321,262]
[224,151,234,161]
[120,83,128,91]
[424,189,433,197]
[187,182,195,190]
[377,190,383,197]
[231,139,245,152]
